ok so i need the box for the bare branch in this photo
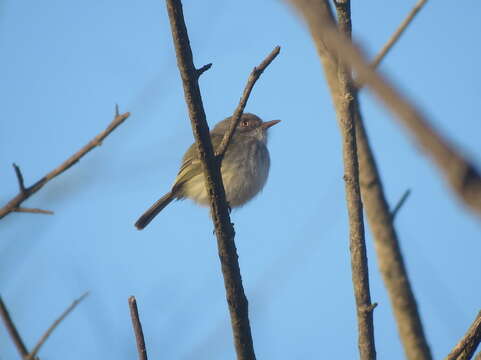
[196,63,212,78]
[165,0,256,358]
[287,0,433,358]
[0,296,29,358]
[391,189,411,220]
[0,108,130,220]
[445,311,481,360]
[128,296,148,360]
[26,292,89,360]
[14,207,54,215]
[370,0,428,69]
[333,2,376,359]
[295,0,481,217]
[12,163,26,194]
[215,46,280,159]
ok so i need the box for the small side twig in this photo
[128,296,148,360]
[0,296,29,359]
[390,189,411,220]
[215,46,280,159]
[0,107,130,220]
[370,0,428,69]
[14,207,54,215]
[12,163,26,194]
[196,63,212,78]
[445,311,481,360]
[26,292,89,360]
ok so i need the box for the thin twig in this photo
[370,0,428,69]
[14,207,54,215]
[0,296,29,358]
[287,0,433,358]
[26,292,89,360]
[128,296,148,360]
[391,189,411,220]
[0,108,130,220]
[215,46,280,159]
[445,311,481,360]
[296,0,481,218]
[333,2,376,359]
[165,1,257,358]
[12,163,26,193]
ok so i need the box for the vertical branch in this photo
[164,1,256,359]
[352,2,432,359]
[0,296,29,359]
[288,0,436,358]
[333,2,376,359]
[129,296,148,360]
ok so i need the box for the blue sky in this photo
[1,1,480,359]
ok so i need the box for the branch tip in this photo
[12,163,26,193]
[196,63,212,77]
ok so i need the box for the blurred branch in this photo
[475,352,481,360]
[215,46,280,159]
[165,0,257,358]
[287,0,433,358]
[0,107,130,220]
[445,310,481,360]
[0,296,29,359]
[293,0,481,218]
[333,2,376,359]
[128,296,148,360]
[25,292,89,360]
[391,189,412,220]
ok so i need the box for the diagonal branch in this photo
[370,0,428,69]
[0,296,29,359]
[215,46,280,159]
[293,0,481,218]
[128,296,148,360]
[165,1,271,358]
[0,108,130,220]
[445,311,481,360]
[25,292,89,360]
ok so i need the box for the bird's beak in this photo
[261,120,281,130]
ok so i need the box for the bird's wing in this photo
[172,134,223,193]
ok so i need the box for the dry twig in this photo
[25,292,89,360]
[215,46,280,159]
[370,0,428,69]
[445,311,481,360]
[0,107,130,220]
[129,296,148,360]
[0,296,29,359]
[165,1,277,358]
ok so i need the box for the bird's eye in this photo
[241,120,249,127]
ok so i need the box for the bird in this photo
[135,113,280,230]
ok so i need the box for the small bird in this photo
[135,113,280,230]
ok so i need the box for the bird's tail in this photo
[135,191,176,230]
